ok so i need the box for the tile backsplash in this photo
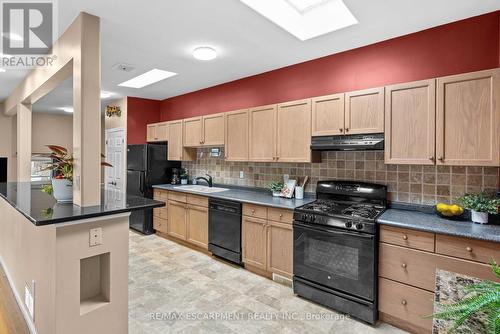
[182,148,499,205]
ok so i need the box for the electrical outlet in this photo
[239,171,244,179]
[24,281,35,320]
[89,228,102,247]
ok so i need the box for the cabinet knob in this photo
[429,157,435,162]
[279,214,283,218]
[339,128,343,133]
[401,263,407,269]
[466,246,472,252]
[401,300,407,306]
[251,209,255,214]
[402,235,408,240]
[438,156,444,162]
[345,128,349,132]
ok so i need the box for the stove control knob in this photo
[310,215,316,222]
[301,214,307,221]
[355,223,364,230]
[345,221,352,228]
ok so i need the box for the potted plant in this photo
[458,192,500,224]
[39,145,112,203]
[428,260,500,333]
[180,168,189,185]
[269,182,284,197]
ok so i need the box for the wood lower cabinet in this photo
[225,109,249,161]
[379,226,500,333]
[345,87,384,134]
[167,200,187,240]
[153,217,168,234]
[242,216,268,270]
[248,104,277,162]
[267,221,293,278]
[276,99,312,162]
[385,80,436,165]
[186,204,208,249]
[436,68,500,166]
[242,204,293,278]
[311,93,345,136]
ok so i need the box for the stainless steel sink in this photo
[173,185,229,193]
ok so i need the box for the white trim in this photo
[0,256,38,334]
[54,212,131,228]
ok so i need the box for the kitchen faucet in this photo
[195,174,213,187]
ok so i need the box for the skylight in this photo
[240,0,358,41]
[118,69,177,89]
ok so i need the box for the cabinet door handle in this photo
[429,157,435,162]
[339,128,343,133]
[438,156,444,162]
[466,246,472,252]
[401,263,407,269]
[402,235,408,240]
[401,300,407,306]
[345,128,349,132]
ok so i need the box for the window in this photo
[31,157,52,182]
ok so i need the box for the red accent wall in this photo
[160,11,500,121]
[126,97,161,144]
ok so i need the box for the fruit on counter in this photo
[436,203,464,217]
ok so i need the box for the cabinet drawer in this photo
[168,191,187,203]
[243,204,267,219]
[436,234,500,264]
[268,208,293,224]
[153,217,168,234]
[380,225,435,252]
[186,194,208,207]
[379,243,498,291]
[379,278,434,334]
[153,189,168,201]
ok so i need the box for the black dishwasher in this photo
[208,198,242,265]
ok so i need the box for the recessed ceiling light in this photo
[61,107,74,113]
[100,91,113,99]
[0,68,6,73]
[240,0,358,41]
[118,69,177,89]
[193,47,217,61]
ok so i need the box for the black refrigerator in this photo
[127,143,180,234]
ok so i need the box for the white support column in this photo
[72,13,101,207]
[16,103,32,182]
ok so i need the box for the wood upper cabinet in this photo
[146,122,168,142]
[248,104,277,162]
[225,109,249,161]
[167,200,187,240]
[266,221,293,278]
[183,117,203,147]
[167,120,195,161]
[311,93,345,136]
[436,68,500,166]
[186,204,208,249]
[345,87,385,134]
[202,113,225,146]
[385,80,436,165]
[276,99,312,162]
[242,216,268,270]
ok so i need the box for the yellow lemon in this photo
[450,205,464,215]
[440,209,454,217]
[436,203,450,213]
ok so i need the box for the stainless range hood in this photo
[311,133,384,151]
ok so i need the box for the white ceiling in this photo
[1,0,500,111]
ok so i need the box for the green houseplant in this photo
[429,260,500,334]
[269,182,284,197]
[39,145,112,203]
[458,192,500,224]
[180,168,189,185]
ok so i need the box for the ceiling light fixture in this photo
[100,91,113,99]
[193,47,217,61]
[240,0,358,41]
[118,69,177,89]
[61,107,74,113]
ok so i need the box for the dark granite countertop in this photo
[378,203,500,243]
[0,182,165,226]
[153,184,315,210]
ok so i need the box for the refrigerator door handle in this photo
[139,171,145,194]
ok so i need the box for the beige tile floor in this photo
[129,231,408,334]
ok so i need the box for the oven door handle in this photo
[293,221,374,239]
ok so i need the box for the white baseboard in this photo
[0,256,38,334]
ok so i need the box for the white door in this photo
[105,128,126,192]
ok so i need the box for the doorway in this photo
[105,128,126,192]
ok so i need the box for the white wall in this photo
[0,113,16,181]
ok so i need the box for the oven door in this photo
[293,221,376,301]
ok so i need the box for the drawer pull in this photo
[401,263,407,269]
[402,235,408,240]
[466,246,472,252]
[401,299,407,306]
[251,209,255,214]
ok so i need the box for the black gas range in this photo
[293,180,387,324]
